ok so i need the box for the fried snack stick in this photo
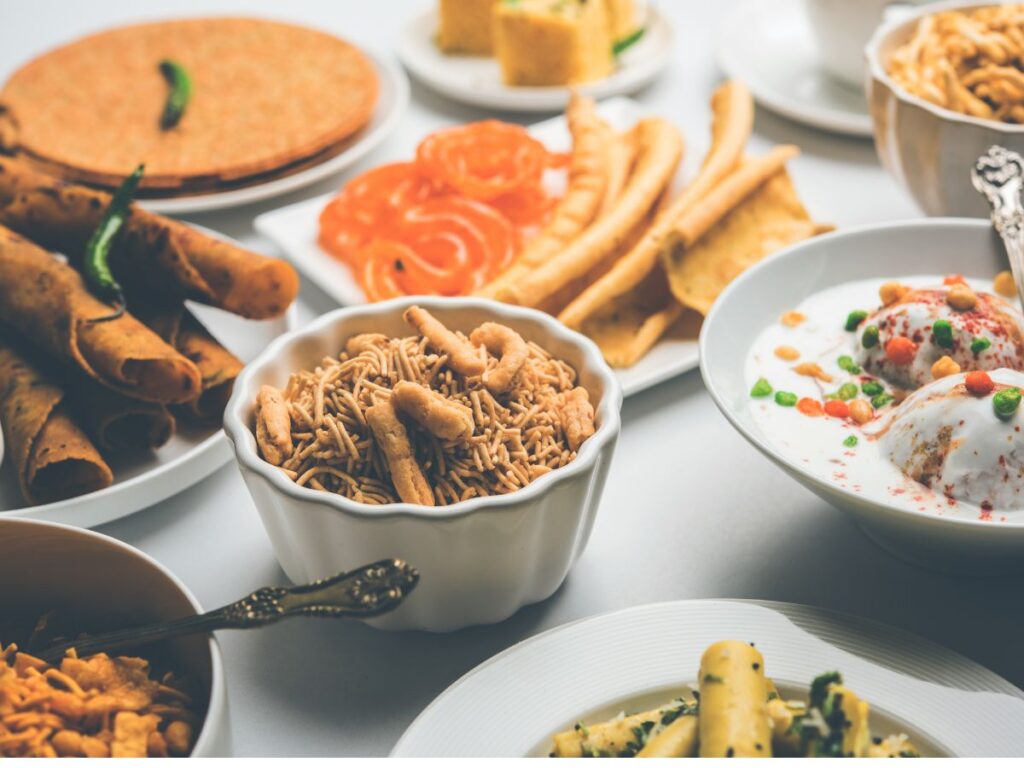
[598,127,639,217]
[698,640,772,757]
[479,94,610,298]
[663,168,831,315]
[550,700,695,757]
[0,225,201,403]
[135,303,244,421]
[403,305,484,376]
[393,381,473,440]
[0,340,113,505]
[365,398,434,506]
[636,715,699,757]
[561,387,595,451]
[0,157,299,319]
[255,385,292,466]
[559,80,754,331]
[487,118,684,309]
[470,322,529,394]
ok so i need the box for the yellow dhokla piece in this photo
[438,0,497,54]
[494,0,614,86]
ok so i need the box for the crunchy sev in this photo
[258,307,596,506]
[0,644,198,758]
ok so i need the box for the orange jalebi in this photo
[319,120,563,301]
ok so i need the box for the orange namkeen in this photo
[0,644,198,758]
[319,121,562,301]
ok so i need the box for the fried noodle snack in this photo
[256,307,596,506]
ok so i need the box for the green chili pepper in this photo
[993,387,1022,420]
[932,319,954,348]
[843,435,858,448]
[836,355,861,374]
[612,27,645,55]
[871,393,895,409]
[159,60,192,130]
[971,336,992,355]
[837,382,858,401]
[862,325,880,348]
[750,377,773,398]
[775,391,797,407]
[861,380,884,397]
[83,164,144,323]
[845,310,868,331]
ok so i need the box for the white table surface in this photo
[3,0,1020,757]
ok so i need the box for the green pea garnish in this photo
[845,310,868,331]
[871,393,895,409]
[775,391,798,407]
[993,387,1022,420]
[861,380,884,397]
[971,336,992,355]
[837,383,859,401]
[837,355,861,374]
[750,378,773,398]
[843,435,858,448]
[932,319,954,348]
[862,325,880,348]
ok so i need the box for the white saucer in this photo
[716,0,873,137]
[396,6,672,113]
[393,600,1024,757]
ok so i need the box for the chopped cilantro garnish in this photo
[871,393,895,409]
[972,336,992,355]
[837,355,861,374]
[861,379,884,397]
[750,377,773,398]
[775,391,797,407]
[843,435,858,448]
[844,310,868,331]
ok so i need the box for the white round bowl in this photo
[224,297,622,632]
[0,517,230,756]
[866,0,1024,217]
[700,218,1024,572]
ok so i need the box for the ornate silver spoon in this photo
[972,145,1024,306]
[35,559,418,663]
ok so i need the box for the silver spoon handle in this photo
[972,145,1024,305]
[37,559,418,663]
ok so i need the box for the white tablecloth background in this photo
[3,0,1017,756]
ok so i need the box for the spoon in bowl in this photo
[972,145,1024,308]
[34,558,418,664]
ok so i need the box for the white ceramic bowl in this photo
[700,218,1024,573]
[224,297,622,632]
[866,0,1024,217]
[0,517,230,756]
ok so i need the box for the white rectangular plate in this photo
[255,98,699,397]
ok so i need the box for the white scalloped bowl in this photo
[224,297,622,632]
[0,517,230,756]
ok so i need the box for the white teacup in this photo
[803,0,931,87]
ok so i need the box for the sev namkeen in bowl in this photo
[253,306,596,507]
[887,4,1024,124]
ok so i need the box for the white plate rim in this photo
[392,598,1024,757]
[137,47,409,215]
[715,0,873,138]
[698,216,1024,535]
[254,98,700,398]
[395,6,672,113]
[0,222,299,528]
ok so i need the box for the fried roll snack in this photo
[403,305,485,376]
[256,385,293,467]
[0,157,299,319]
[0,340,113,504]
[135,303,244,421]
[392,381,474,441]
[698,640,772,757]
[73,376,175,452]
[487,117,683,309]
[0,226,201,403]
[470,322,529,394]
[365,398,434,506]
[636,715,699,758]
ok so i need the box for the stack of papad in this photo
[477,82,831,368]
[0,18,379,196]
[0,339,113,505]
[0,157,300,319]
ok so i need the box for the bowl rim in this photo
[223,295,623,522]
[0,516,225,754]
[865,0,1024,135]
[698,216,1024,534]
